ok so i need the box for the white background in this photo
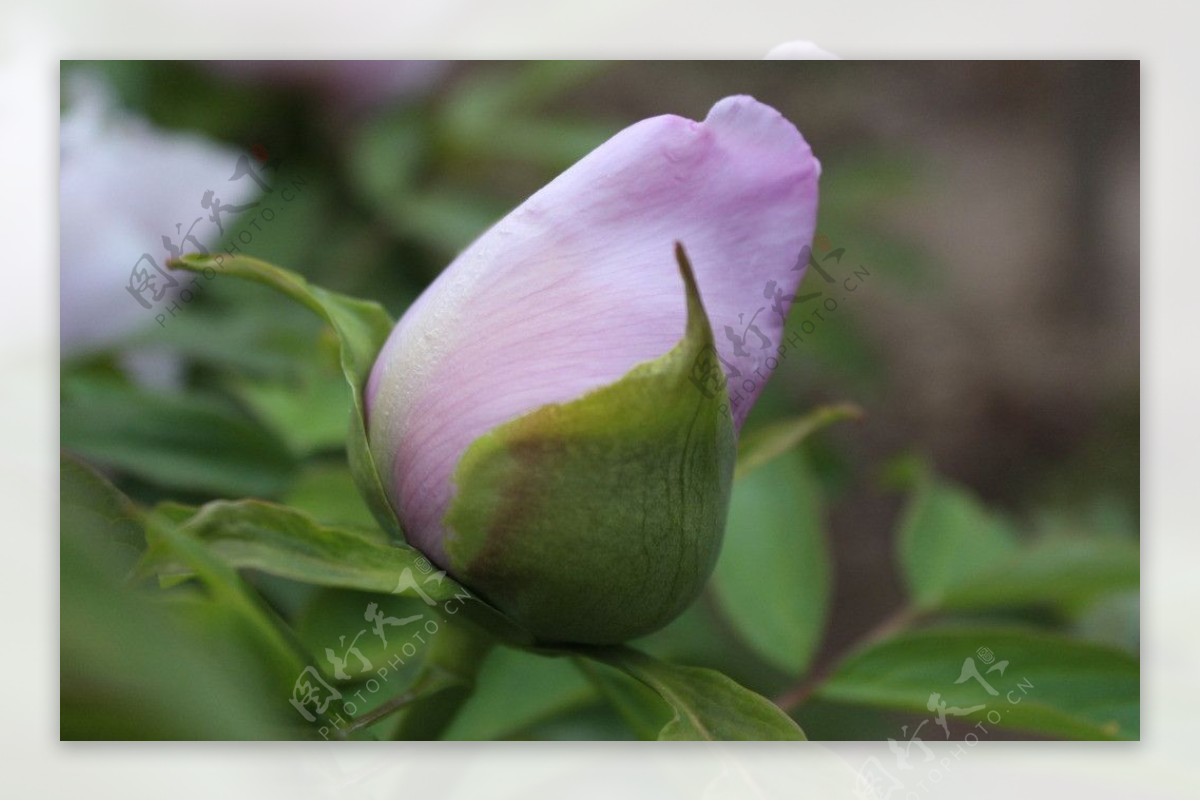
[1,1,1193,797]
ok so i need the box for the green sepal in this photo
[443,244,736,644]
[169,253,401,542]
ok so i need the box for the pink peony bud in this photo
[366,95,819,642]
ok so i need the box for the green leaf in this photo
[345,111,497,259]
[896,465,1139,614]
[170,253,400,540]
[228,369,352,458]
[442,647,596,740]
[816,627,1139,740]
[897,468,1020,609]
[60,452,145,572]
[573,656,671,740]
[713,450,829,676]
[386,622,495,741]
[140,498,530,644]
[381,187,506,257]
[1072,590,1139,652]
[457,116,616,171]
[632,596,796,707]
[440,62,610,168]
[126,282,325,377]
[445,61,606,121]
[734,404,862,480]
[294,588,434,683]
[585,647,806,741]
[937,536,1140,612]
[137,497,509,741]
[61,459,301,739]
[267,588,491,740]
[443,244,735,644]
[144,508,310,680]
[348,107,429,207]
[61,375,297,498]
[282,462,378,528]
[339,668,466,741]
[144,498,458,601]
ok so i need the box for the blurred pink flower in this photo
[59,73,260,373]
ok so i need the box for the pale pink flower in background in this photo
[59,73,261,382]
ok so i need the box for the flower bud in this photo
[366,95,819,643]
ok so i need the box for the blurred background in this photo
[59,60,1139,740]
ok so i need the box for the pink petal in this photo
[368,94,819,565]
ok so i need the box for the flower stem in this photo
[773,605,922,712]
